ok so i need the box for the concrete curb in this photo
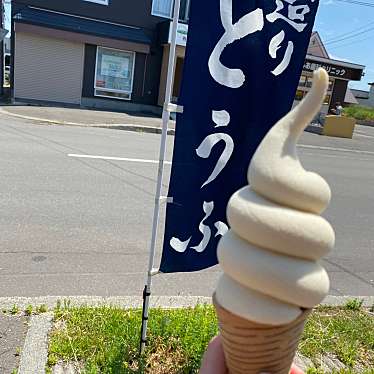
[0,295,373,311]
[0,107,176,135]
[18,313,53,374]
[0,296,212,311]
[323,295,374,307]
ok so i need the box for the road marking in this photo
[69,144,374,166]
[302,152,373,162]
[355,132,374,139]
[298,144,374,156]
[68,153,172,165]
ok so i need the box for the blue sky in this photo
[314,0,374,90]
[4,1,373,91]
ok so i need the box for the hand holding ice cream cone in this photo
[213,68,334,374]
[199,335,305,374]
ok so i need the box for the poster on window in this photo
[101,54,130,79]
[159,0,320,273]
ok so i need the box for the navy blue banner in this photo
[160,0,319,273]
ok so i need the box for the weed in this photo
[25,304,33,316]
[298,307,374,369]
[36,304,48,314]
[306,368,324,374]
[336,341,359,366]
[344,299,364,311]
[15,346,21,357]
[10,305,19,315]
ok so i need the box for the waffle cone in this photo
[213,293,311,374]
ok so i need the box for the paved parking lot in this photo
[0,114,373,298]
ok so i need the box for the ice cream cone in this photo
[213,293,311,374]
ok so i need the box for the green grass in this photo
[36,304,48,314]
[344,105,374,121]
[48,304,374,374]
[344,298,364,311]
[10,304,20,315]
[299,306,374,369]
[49,304,217,373]
[25,304,33,316]
[307,369,374,374]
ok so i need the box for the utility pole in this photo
[0,0,9,98]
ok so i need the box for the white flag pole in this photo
[140,0,182,355]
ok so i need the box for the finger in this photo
[260,363,305,374]
[290,364,305,374]
[199,335,228,374]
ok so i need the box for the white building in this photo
[351,83,374,108]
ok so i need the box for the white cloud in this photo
[329,54,353,63]
[321,0,335,5]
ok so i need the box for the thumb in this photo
[260,364,305,374]
[290,364,305,374]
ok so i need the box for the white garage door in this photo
[14,32,84,105]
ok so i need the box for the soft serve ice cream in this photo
[215,68,335,325]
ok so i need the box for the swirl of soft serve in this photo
[216,68,335,325]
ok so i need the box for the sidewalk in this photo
[0,313,28,374]
[0,105,176,134]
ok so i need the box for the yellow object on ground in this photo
[323,115,356,139]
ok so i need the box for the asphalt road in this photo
[0,116,373,298]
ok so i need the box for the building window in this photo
[152,0,191,21]
[152,0,173,18]
[299,75,307,87]
[94,47,135,101]
[180,0,191,21]
[298,74,313,88]
[83,0,109,5]
[305,76,313,88]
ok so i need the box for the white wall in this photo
[356,86,374,108]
